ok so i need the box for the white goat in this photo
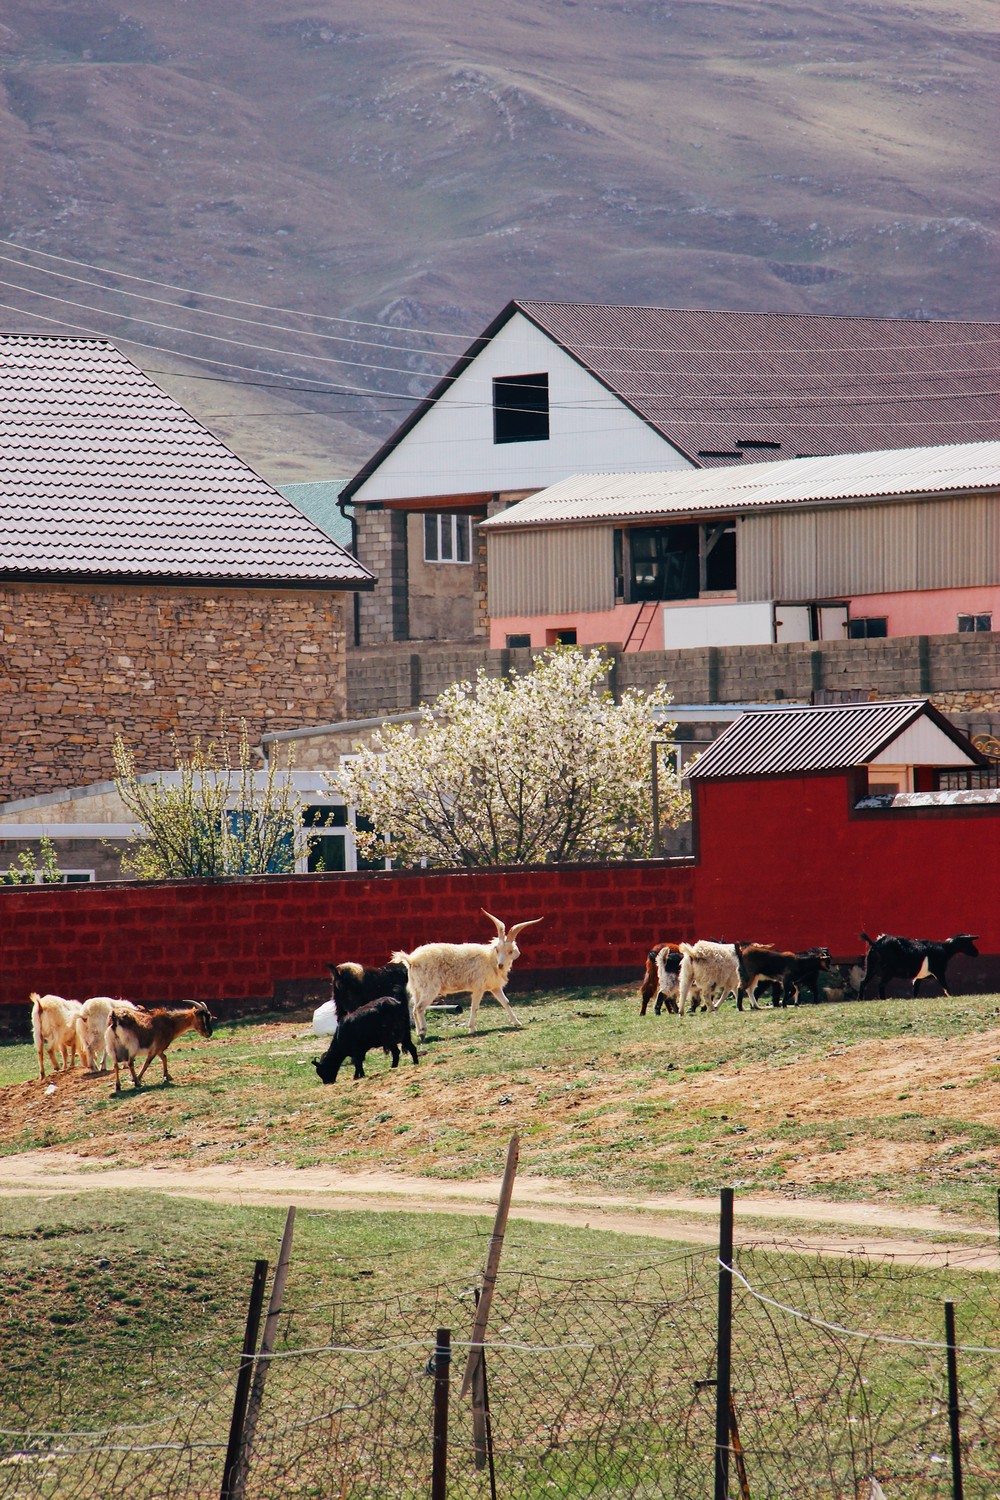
[677,941,741,1015]
[393,910,543,1037]
[30,992,84,1079]
[76,997,144,1072]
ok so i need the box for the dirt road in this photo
[1,1150,995,1269]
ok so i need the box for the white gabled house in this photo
[339,300,1000,648]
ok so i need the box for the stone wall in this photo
[346,633,1000,731]
[0,581,348,801]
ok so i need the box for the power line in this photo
[2,237,998,359]
[0,236,477,341]
[0,275,454,385]
[0,247,460,363]
[4,300,996,419]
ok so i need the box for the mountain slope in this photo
[0,0,997,474]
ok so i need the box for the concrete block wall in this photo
[354,507,409,644]
[347,633,1000,721]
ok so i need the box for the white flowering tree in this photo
[332,648,688,868]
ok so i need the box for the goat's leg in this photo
[160,1055,172,1084]
[134,1051,156,1083]
[467,989,483,1034]
[388,1043,401,1068]
[352,1054,366,1079]
[405,1037,419,1066]
[491,985,523,1029]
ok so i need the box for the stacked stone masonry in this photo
[0,582,348,800]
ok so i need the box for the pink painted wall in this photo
[491,604,662,650]
[492,585,1000,650]
[848,587,1000,638]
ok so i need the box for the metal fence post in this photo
[944,1302,963,1500]
[220,1259,268,1500]
[714,1188,734,1500]
[431,1327,451,1500]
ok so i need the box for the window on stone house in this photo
[424,513,472,563]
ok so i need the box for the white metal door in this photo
[817,604,848,640]
[773,604,813,642]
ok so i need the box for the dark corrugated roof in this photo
[518,303,1000,465]
[0,336,374,588]
[683,700,982,779]
[341,300,1000,504]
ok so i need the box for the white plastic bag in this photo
[311,999,339,1036]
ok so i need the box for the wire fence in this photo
[2,1218,999,1497]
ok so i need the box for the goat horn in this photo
[481,909,506,936]
[508,917,544,939]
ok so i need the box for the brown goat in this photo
[105,1002,214,1091]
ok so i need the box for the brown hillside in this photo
[0,0,997,474]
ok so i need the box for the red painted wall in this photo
[0,862,697,1012]
[693,772,1000,961]
[2,775,996,1019]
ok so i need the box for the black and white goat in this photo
[858,932,979,999]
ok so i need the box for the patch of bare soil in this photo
[668,1029,1000,1126]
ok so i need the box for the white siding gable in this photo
[870,718,976,768]
[352,311,694,503]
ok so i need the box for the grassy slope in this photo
[0,0,997,473]
[3,985,999,1220]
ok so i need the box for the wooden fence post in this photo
[220,1259,268,1500]
[231,1208,296,1500]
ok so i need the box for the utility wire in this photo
[2,236,998,357]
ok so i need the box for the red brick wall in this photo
[2,774,997,1022]
[0,862,698,1014]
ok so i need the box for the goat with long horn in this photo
[393,911,544,1037]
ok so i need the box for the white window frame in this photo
[424,512,472,564]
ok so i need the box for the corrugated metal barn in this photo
[482,441,1000,645]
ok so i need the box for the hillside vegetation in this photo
[3,985,999,1221]
[0,0,997,474]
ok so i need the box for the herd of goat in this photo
[27,917,980,1092]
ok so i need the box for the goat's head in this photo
[950,934,979,958]
[482,910,543,966]
[191,1003,215,1039]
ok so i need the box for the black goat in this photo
[314,994,419,1084]
[328,960,409,1017]
[858,932,979,999]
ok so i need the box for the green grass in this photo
[1,1192,998,1499]
[2,986,999,1223]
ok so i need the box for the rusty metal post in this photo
[431,1328,451,1500]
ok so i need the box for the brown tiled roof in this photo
[683,700,984,779]
[518,302,1000,465]
[0,335,373,588]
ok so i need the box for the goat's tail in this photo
[860,931,875,947]
[678,943,695,958]
[29,991,41,1010]
[389,951,410,968]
